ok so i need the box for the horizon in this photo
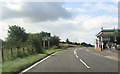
[0,1,118,45]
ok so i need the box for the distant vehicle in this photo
[117,45,120,50]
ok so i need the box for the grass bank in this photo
[2,45,82,73]
[2,48,63,73]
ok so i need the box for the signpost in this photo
[42,32,51,49]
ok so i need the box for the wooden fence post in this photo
[11,48,13,60]
[32,49,34,52]
[1,46,4,62]
[23,48,24,52]
[17,47,20,53]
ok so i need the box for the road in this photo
[21,47,118,73]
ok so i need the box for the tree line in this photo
[0,25,94,61]
[60,38,94,47]
[3,25,60,52]
[1,25,60,61]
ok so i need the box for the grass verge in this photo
[67,46,83,49]
[2,49,63,73]
[2,46,82,73]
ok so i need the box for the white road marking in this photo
[74,49,77,55]
[51,52,56,55]
[74,48,90,69]
[79,59,90,69]
[75,55,79,58]
[20,53,54,74]
[86,50,89,51]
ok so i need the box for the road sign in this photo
[41,32,51,49]
[42,33,51,41]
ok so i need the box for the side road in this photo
[87,47,119,61]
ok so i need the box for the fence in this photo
[1,47,36,62]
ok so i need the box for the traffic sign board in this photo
[42,32,51,41]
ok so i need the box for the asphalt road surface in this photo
[22,47,118,73]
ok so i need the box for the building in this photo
[95,28,120,51]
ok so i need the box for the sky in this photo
[0,0,119,44]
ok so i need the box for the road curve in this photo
[21,47,118,73]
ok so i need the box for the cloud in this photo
[95,3,118,12]
[2,2,71,22]
[2,0,23,11]
[1,14,117,44]
[1,2,118,44]
[113,0,120,3]
[81,15,118,30]
[65,7,87,12]
[83,3,91,7]
[65,8,72,11]
[76,8,87,12]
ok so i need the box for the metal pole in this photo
[98,38,99,48]
[109,37,110,51]
[48,41,50,49]
[101,37,104,50]
[43,40,45,49]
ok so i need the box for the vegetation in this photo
[6,25,28,48]
[50,35,60,47]
[0,39,2,49]
[1,25,93,72]
[66,38,70,44]
[2,25,60,62]
[62,38,94,47]
[2,49,63,72]
[81,42,94,47]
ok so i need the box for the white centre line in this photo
[79,59,90,69]
[74,48,90,69]
[74,49,77,55]
[75,55,79,58]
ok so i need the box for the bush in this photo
[3,25,61,62]
[51,46,58,49]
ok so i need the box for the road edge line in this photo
[19,51,59,74]
[21,55,51,73]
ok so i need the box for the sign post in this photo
[42,32,51,49]
[48,41,50,49]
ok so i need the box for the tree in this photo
[74,42,80,45]
[6,25,27,47]
[0,39,2,49]
[66,38,70,44]
[50,35,60,46]
[26,33,43,53]
[81,42,88,47]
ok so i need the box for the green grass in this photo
[67,46,83,49]
[2,46,82,73]
[2,49,62,72]
[45,49,63,54]
[3,48,34,61]
[2,54,46,72]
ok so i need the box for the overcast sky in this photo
[0,0,119,44]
